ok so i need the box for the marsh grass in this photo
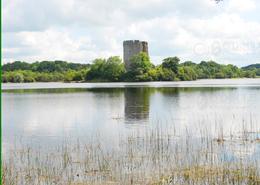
[2,125,260,185]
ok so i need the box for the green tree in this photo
[3,61,31,71]
[155,67,177,81]
[162,57,180,74]
[178,66,197,81]
[72,70,87,81]
[13,72,24,83]
[103,56,125,81]
[148,68,159,81]
[64,70,75,82]
[243,70,256,78]
[130,52,152,72]
[86,59,106,80]
[2,58,259,83]
[126,52,153,81]
[257,69,260,76]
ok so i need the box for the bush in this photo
[13,73,24,83]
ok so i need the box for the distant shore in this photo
[2,77,260,84]
[2,59,260,83]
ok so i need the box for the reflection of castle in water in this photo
[123,87,182,124]
[124,88,150,123]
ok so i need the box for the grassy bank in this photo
[2,126,260,185]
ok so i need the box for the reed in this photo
[2,124,260,185]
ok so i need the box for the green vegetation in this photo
[242,64,260,77]
[2,61,89,83]
[2,54,259,83]
[86,56,125,81]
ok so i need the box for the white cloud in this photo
[4,29,95,63]
[2,0,260,66]
[227,0,255,12]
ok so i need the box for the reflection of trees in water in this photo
[124,88,153,122]
[3,88,124,95]
[87,88,123,98]
[156,87,242,96]
[6,86,251,125]
[156,87,180,97]
[4,86,245,95]
[123,87,236,124]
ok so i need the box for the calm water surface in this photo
[2,79,260,154]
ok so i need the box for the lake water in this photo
[2,79,260,154]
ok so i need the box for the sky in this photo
[2,0,260,66]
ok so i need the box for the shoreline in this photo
[1,77,260,84]
[2,78,260,91]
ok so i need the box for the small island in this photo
[2,40,260,83]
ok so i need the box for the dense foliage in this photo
[242,64,260,76]
[2,61,89,83]
[2,55,259,83]
[86,56,125,81]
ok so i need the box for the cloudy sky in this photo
[2,0,260,66]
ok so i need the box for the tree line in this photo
[2,53,260,83]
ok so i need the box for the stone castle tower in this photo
[123,40,149,71]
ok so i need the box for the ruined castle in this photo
[123,40,149,71]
